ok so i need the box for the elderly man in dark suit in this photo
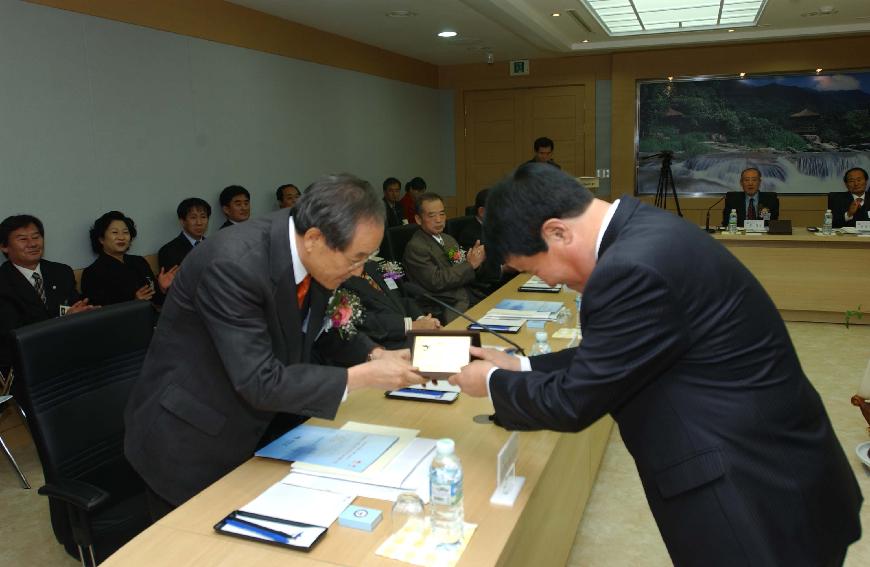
[402,192,486,323]
[831,167,869,228]
[721,167,779,227]
[450,164,862,567]
[157,197,211,272]
[0,215,93,369]
[341,260,439,350]
[125,174,425,517]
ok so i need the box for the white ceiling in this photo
[227,0,870,65]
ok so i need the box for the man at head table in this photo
[721,167,779,227]
[831,167,869,228]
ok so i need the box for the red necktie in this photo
[747,198,756,220]
[296,275,311,309]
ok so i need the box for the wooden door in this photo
[463,85,586,209]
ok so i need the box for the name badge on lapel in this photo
[59,305,70,316]
[384,278,398,291]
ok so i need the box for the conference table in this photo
[102,276,613,567]
[711,228,870,324]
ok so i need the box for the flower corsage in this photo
[324,289,364,339]
[379,260,405,282]
[444,245,466,265]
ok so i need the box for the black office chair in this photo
[11,301,155,565]
[445,215,477,241]
[464,205,476,216]
[384,224,420,262]
[827,192,836,211]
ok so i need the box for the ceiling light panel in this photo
[581,0,767,36]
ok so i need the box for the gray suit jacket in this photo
[124,209,374,505]
[402,230,476,320]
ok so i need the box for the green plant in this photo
[845,305,864,329]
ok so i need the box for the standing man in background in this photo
[450,163,862,567]
[525,136,560,169]
[382,177,405,228]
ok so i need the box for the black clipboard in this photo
[214,510,327,551]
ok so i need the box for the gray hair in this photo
[294,173,384,250]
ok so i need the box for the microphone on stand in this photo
[402,282,526,356]
[705,195,726,233]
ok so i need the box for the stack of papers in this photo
[258,422,438,503]
[489,299,564,320]
[517,275,563,293]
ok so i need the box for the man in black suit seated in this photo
[219,185,250,229]
[721,167,779,227]
[276,183,301,209]
[158,198,211,272]
[0,215,94,369]
[382,177,405,228]
[524,136,560,169]
[831,167,869,228]
[341,260,440,350]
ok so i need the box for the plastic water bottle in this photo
[529,331,552,356]
[822,209,833,235]
[728,209,738,234]
[430,438,464,548]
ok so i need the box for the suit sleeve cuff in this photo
[519,356,531,371]
[404,317,412,333]
[486,356,531,402]
[845,212,854,221]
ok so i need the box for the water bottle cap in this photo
[436,438,455,455]
[535,331,548,342]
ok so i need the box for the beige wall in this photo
[26,0,438,88]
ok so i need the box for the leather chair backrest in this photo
[11,300,154,504]
[445,215,477,241]
[385,224,420,263]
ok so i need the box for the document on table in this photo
[254,424,397,472]
[240,482,353,528]
[490,299,564,320]
[284,439,437,503]
[518,275,563,293]
[291,422,419,478]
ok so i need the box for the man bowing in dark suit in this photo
[125,174,426,518]
[0,215,94,370]
[831,167,869,228]
[157,197,211,272]
[721,167,779,227]
[450,164,862,567]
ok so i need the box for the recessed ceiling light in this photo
[582,39,590,43]
[386,10,417,18]
[816,68,823,73]
[667,76,674,81]
[739,72,746,77]
[728,29,735,32]
[437,31,458,38]
[552,13,560,17]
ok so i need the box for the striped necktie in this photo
[32,272,46,305]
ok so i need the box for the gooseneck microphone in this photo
[705,195,726,233]
[402,282,526,356]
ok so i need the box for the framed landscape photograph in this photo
[636,70,870,195]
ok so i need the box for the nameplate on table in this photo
[856,221,870,235]
[743,219,766,233]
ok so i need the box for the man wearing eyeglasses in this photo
[125,174,425,518]
[831,167,869,228]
